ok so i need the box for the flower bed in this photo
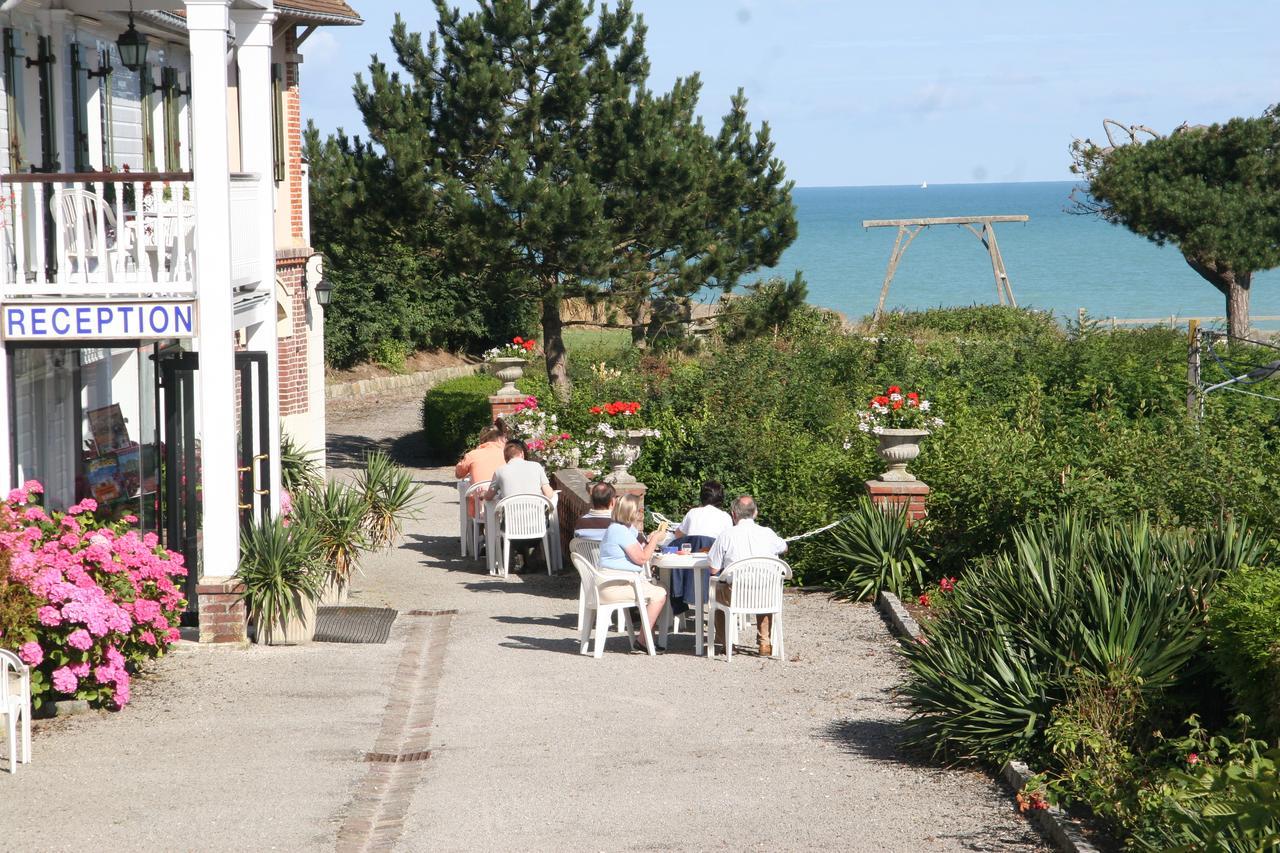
[0,482,187,709]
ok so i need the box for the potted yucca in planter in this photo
[355,450,425,550]
[237,517,326,645]
[294,482,369,606]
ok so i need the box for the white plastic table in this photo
[651,552,712,656]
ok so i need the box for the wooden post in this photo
[1187,319,1200,421]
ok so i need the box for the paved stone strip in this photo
[335,612,453,852]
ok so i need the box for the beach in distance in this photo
[761,181,1280,327]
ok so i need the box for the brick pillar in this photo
[489,394,526,424]
[552,468,647,556]
[865,479,929,523]
[197,578,248,645]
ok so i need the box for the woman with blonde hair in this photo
[597,493,669,643]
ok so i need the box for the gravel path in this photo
[0,388,1043,851]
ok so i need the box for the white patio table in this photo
[650,551,712,656]
[482,491,563,575]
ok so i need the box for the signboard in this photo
[2,301,197,341]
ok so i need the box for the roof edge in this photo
[274,3,362,25]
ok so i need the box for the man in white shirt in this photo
[484,440,556,571]
[708,495,787,656]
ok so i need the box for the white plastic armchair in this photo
[457,476,471,555]
[707,556,792,661]
[493,494,554,578]
[463,480,491,561]
[570,553,656,658]
[0,648,31,773]
[569,537,623,632]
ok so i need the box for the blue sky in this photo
[301,1,1279,187]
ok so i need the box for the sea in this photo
[759,182,1280,328]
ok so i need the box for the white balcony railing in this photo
[1,172,196,297]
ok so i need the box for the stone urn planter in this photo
[254,593,319,646]
[489,357,528,396]
[875,428,930,482]
[604,429,651,485]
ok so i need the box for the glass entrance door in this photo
[155,348,199,610]
[235,351,271,528]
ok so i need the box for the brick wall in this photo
[197,579,248,644]
[284,30,304,242]
[865,479,929,523]
[277,255,309,416]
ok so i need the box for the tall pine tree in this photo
[339,0,797,393]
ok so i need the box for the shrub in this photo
[901,512,1262,763]
[0,483,187,709]
[292,482,369,589]
[280,432,323,495]
[421,373,501,459]
[1208,564,1280,738]
[354,451,425,550]
[236,517,325,635]
[816,497,929,599]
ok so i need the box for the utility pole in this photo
[1186,319,1201,421]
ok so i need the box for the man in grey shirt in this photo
[484,440,556,570]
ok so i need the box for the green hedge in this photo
[421,374,500,459]
[1209,564,1280,739]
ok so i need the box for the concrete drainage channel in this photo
[874,591,1104,853]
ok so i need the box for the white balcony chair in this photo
[0,649,32,773]
[57,188,126,279]
[464,480,491,561]
[493,494,554,578]
[457,477,472,556]
[707,556,792,661]
[570,552,656,658]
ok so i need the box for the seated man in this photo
[573,482,616,542]
[484,440,556,571]
[455,419,509,517]
[669,480,733,614]
[707,495,787,656]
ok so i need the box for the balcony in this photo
[1,171,265,298]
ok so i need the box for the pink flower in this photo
[18,642,42,666]
[37,605,62,626]
[67,628,93,651]
[22,480,43,494]
[51,666,78,694]
[1188,753,1200,765]
[123,514,138,524]
[139,630,157,646]
[69,661,90,677]
[280,491,293,517]
[67,498,98,514]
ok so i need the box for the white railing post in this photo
[187,0,238,580]
[234,6,282,514]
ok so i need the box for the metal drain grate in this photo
[364,750,432,763]
[313,606,398,644]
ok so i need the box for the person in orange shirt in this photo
[456,419,509,517]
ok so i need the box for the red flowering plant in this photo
[505,396,577,470]
[0,481,187,709]
[856,385,944,434]
[580,402,658,470]
[484,336,538,360]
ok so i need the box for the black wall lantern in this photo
[314,278,333,307]
[116,1,148,73]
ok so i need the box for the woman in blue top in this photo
[597,494,669,642]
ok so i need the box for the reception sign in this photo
[2,301,197,340]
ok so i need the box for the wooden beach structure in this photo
[863,215,1029,324]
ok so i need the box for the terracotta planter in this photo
[254,593,319,646]
[489,357,527,396]
[875,428,930,482]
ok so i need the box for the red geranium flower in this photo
[887,385,901,394]
[590,406,602,415]
[513,336,523,344]
[917,593,931,607]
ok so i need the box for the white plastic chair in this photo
[57,188,125,279]
[0,649,32,773]
[464,480,491,561]
[570,553,656,658]
[707,556,791,661]
[569,537,623,632]
[493,494,554,578]
[457,477,472,555]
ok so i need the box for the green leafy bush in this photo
[901,512,1263,763]
[817,497,929,599]
[1209,565,1280,739]
[236,517,325,635]
[421,374,501,459]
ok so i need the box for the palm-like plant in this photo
[236,517,325,636]
[820,496,928,600]
[280,432,323,496]
[292,482,369,588]
[354,451,425,550]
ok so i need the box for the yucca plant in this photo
[354,450,425,550]
[236,517,325,639]
[280,432,323,496]
[292,482,369,587]
[900,511,1260,763]
[819,496,928,600]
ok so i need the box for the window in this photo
[161,67,181,170]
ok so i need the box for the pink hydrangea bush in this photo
[0,481,187,709]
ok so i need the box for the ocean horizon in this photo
[758,181,1280,329]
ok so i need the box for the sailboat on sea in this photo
[920,180,928,189]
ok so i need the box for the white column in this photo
[233,8,281,514]
[186,0,237,579]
